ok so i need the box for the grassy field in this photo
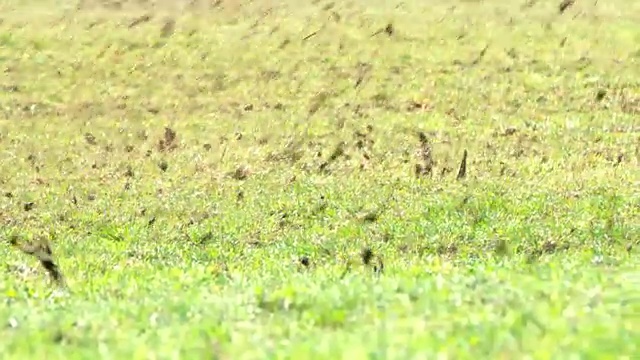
[1,0,639,358]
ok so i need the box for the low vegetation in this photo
[0,0,639,358]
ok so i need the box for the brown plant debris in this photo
[559,0,576,14]
[308,91,330,118]
[415,131,434,177]
[356,190,396,224]
[9,235,66,287]
[361,247,384,275]
[158,127,178,152]
[361,247,374,265]
[354,62,372,90]
[302,30,319,41]
[158,160,169,172]
[354,126,374,170]
[319,141,346,172]
[84,132,97,145]
[470,45,489,66]
[371,23,394,37]
[230,165,251,180]
[128,14,153,28]
[456,149,468,180]
[160,18,176,38]
[502,127,518,136]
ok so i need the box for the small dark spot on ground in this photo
[158,160,169,172]
[361,247,373,265]
[300,256,310,267]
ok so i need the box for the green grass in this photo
[1,0,639,358]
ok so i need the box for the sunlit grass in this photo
[0,0,639,358]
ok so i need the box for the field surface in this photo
[1,0,639,358]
